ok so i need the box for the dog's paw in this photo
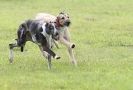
[9,58,13,64]
[54,55,61,59]
[70,43,75,49]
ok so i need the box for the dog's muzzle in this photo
[64,20,71,27]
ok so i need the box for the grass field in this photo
[0,0,133,90]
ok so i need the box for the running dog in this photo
[9,19,60,69]
[35,12,77,66]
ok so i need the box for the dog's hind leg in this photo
[68,48,77,66]
[20,43,26,52]
[17,24,27,52]
[9,39,26,63]
[9,41,19,63]
[47,55,52,69]
[9,45,14,63]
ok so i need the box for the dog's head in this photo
[45,22,58,37]
[56,12,71,27]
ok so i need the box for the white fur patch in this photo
[54,55,60,59]
[41,23,47,37]
[41,23,51,47]
[9,49,14,63]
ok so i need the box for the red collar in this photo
[55,18,63,30]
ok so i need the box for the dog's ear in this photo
[59,12,64,14]
[59,11,65,14]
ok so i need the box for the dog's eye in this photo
[61,17,65,19]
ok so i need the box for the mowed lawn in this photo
[0,0,133,90]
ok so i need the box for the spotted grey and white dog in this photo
[35,12,77,66]
[9,19,60,69]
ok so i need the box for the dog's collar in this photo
[55,18,64,29]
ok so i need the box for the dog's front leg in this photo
[39,45,60,69]
[39,46,51,69]
[59,37,77,66]
[59,29,77,66]
[39,46,48,58]
[42,45,60,59]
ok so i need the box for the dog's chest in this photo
[57,27,67,34]
[41,23,50,38]
[32,23,52,46]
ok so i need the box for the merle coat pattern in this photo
[9,19,60,69]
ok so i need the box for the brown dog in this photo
[35,12,77,66]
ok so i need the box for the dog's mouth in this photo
[64,21,71,27]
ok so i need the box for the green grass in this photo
[0,0,133,90]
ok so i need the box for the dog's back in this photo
[35,13,56,22]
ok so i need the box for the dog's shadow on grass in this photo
[120,44,133,47]
[13,48,28,52]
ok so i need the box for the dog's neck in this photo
[41,23,51,36]
[55,18,63,30]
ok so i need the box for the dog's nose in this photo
[64,21,71,26]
